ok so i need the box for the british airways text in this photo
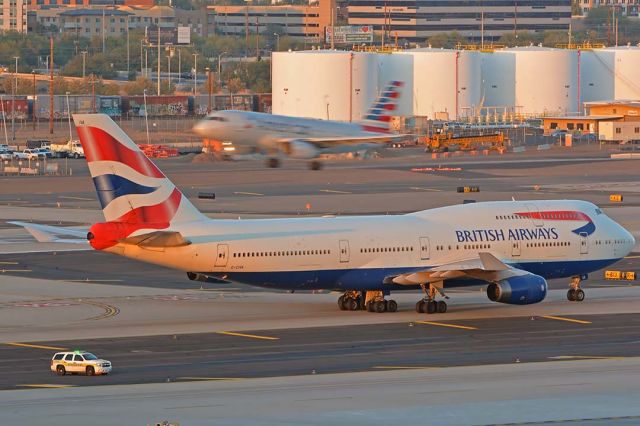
[455,228,559,243]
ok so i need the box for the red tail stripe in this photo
[77,126,164,179]
[116,188,181,224]
[362,125,390,133]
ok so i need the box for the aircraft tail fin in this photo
[357,81,404,133]
[73,114,207,228]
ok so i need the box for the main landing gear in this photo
[567,276,585,302]
[416,283,448,314]
[337,291,397,313]
[266,157,281,168]
[308,160,323,171]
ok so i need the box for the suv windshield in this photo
[83,353,98,360]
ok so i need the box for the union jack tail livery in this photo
[74,114,206,249]
[358,81,404,133]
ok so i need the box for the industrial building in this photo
[272,45,640,123]
[347,0,571,42]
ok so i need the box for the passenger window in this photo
[64,354,73,361]
[53,354,64,360]
[74,355,84,361]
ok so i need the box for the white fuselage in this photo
[192,110,392,152]
[105,200,634,292]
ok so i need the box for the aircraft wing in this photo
[387,252,528,286]
[8,221,89,244]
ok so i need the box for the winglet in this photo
[478,252,509,271]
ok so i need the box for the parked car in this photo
[0,150,13,160]
[21,149,46,160]
[34,147,53,158]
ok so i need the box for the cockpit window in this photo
[595,208,603,215]
[206,116,228,122]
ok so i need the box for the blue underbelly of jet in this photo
[212,258,620,291]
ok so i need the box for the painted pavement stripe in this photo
[216,331,279,341]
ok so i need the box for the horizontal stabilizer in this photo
[8,221,89,245]
[118,231,191,248]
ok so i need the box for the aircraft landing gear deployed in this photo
[266,157,281,168]
[416,283,448,314]
[308,160,323,171]
[567,276,585,302]
[362,291,397,313]
[338,291,363,311]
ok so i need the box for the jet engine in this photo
[186,272,230,284]
[282,140,318,159]
[486,273,548,305]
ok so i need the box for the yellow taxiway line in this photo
[216,331,279,341]
[372,366,436,370]
[0,261,18,265]
[541,315,592,325]
[0,269,32,273]
[319,189,352,194]
[409,187,443,192]
[17,384,75,389]
[233,191,264,196]
[57,196,94,201]
[415,321,478,330]
[6,342,68,351]
[178,377,243,381]
[548,355,626,360]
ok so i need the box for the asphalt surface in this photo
[1,312,639,391]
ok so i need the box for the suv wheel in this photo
[56,365,66,376]
[86,366,95,376]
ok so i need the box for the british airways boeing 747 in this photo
[14,114,635,314]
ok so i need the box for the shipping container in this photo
[0,98,30,120]
[123,95,192,117]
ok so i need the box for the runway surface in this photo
[1,311,639,391]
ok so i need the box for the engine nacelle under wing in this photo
[486,273,548,305]
[281,140,319,159]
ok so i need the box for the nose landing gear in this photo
[567,276,585,302]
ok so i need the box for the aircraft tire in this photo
[567,289,576,301]
[437,301,447,313]
[338,295,347,311]
[266,158,280,168]
[387,300,398,313]
[575,289,585,302]
[416,300,425,313]
[347,298,358,311]
[309,161,322,171]
[374,301,386,313]
[426,300,437,314]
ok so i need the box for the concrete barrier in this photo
[611,153,640,159]
[512,146,526,153]
[536,144,551,151]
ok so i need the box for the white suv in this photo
[51,351,112,376]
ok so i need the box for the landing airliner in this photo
[15,114,635,314]
[192,81,406,170]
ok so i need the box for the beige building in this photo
[209,0,336,40]
[1,0,28,33]
[576,0,639,16]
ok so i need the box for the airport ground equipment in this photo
[425,132,507,152]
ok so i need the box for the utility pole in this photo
[102,9,106,54]
[167,53,171,93]
[81,50,87,79]
[178,48,181,84]
[91,75,96,113]
[193,53,198,96]
[157,25,161,95]
[256,16,260,58]
[49,36,54,135]
[32,71,36,131]
[206,67,212,113]
[11,57,18,141]
[126,15,130,76]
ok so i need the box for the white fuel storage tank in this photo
[580,46,640,104]
[272,50,380,122]
[483,47,578,116]
[398,48,482,120]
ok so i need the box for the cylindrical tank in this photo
[485,47,578,116]
[272,50,379,121]
[581,47,640,103]
[397,49,482,120]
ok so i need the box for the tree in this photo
[426,32,469,48]
[122,77,155,95]
[227,77,245,94]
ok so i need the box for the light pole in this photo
[192,53,198,96]
[143,89,150,145]
[32,70,36,131]
[81,50,87,79]
[205,67,212,113]
[273,33,280,51]
[167,53,172,93]
[12,56,18,141]
[217,51,227,89]
[65,91,72,141]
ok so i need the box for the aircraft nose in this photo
[619,223,636,255]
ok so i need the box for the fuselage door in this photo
[215,244,229,267]
[511,240,521,257]
[419,237,430,260]
[579,232,589,255]
[525,203,544,227]
[339,240,350,263]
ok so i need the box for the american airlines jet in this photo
[192,81,406,170]
[15,115,635,314]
